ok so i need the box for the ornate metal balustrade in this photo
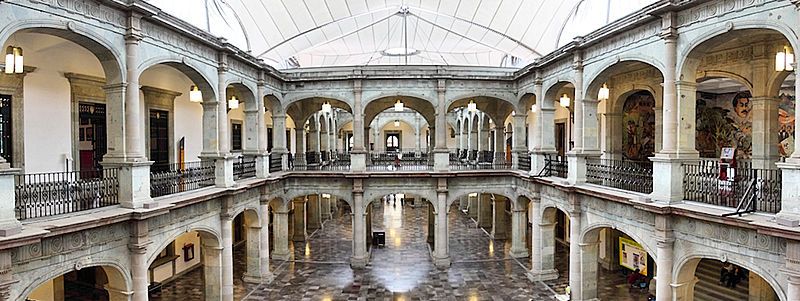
[367,152,432,171]
[518,154,531,172]
[450,152,511,170]
[233,156,256,180]
[586,158,653,194]
[536,154,567,178]
[269,153,282,173]
[150,161,215,197]
[15,169,119,220]
[683,160,781,213]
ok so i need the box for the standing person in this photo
[720,262,735,285]
[288,153,294,169]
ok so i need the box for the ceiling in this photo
[146,0,656,69]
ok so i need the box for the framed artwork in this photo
[720,147,735,160]
[183,243,195,261]
[85,127,93,141]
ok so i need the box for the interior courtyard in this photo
[1,0,800,300]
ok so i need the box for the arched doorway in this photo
[675,257,780,301]
[147,229,222,300]
[25,265,129,301]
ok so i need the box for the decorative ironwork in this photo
[518,154,531,172]
[323,152,351,171]
[150,161,215,197]
[536,154,567,178]
[15,169,119,220]
[683,160,781,213]
[233,156,256,180]
[586,158,653,194]
[269,153,282,173]
[451,152,511,170]
[367,152,432,171]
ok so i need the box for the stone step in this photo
[694,259,749,301]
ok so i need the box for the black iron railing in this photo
[233,156,257,180]
[325,153,351,171]
[537,154,567,178]
[683,160,781,213]
[518,154,531,172]
[150,161,215,197]
[367,152,432,171]
[15,169,119,220]
[269,153,282,173]
[451,152,511,170]
[586,158,653,194]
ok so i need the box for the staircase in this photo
[694,259,749,301]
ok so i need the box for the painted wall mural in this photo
[778,89,796,157]
[696,91,752,159]
[622,91,656,161]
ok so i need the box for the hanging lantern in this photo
[467,100,477,112]
[189,85,203,102]
[511,110,516,116]
[560,94,571,108]
[321,101,331,113]
[228,95,239,109]
[394,120,400,127]
[13,47,22,74]
[598,83,610,101]
[776,46,795,72]
[531,104,538,113]
[394,99,404,111]
[4,46,13,74]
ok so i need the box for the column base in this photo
[271,250,291,261]
[251,152,270,179]
[350,152,366,172]
[526,269,559,281]
[509,248,529,258]
[101,160,154,209]
[650,155,698,205]
[433,256,451,269]
[777,161,800,226]
[433,150,450,172]
[350,254,369,268]
[242,273,274,284]
[200,153,237,188]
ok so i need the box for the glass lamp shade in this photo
[321,101,331,113]
[776,48,795,72]
[189,85,203,102]
[394,100,404,111]
[228,96,239,109]
[467,100,477,112]
[560,94,571,108]
[598,84,610,101]
[394,120,400,127]
[4,46,14,74]
[13,47,22,74]
[531,104,538,113]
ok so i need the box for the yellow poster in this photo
[619,237,647,275]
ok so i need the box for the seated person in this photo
[627,269,644,286]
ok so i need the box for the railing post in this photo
[0,159,21,236]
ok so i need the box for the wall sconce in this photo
[189,85,203,102]
[559,94,571,108]
[530,104,538,113]
[228,95,239,109]
[598,83,610,101]
[4,46,23,74]
[776,46,795,72]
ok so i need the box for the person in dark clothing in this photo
[720,263,735,286]
[288,153,294,169]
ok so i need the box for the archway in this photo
[269,193,346,262]
[147,229,223,300]
[447,97,514,166]
[544,82,576,156]
[286,96,353,169]
[540,206,570,296]
[363,95,436,159]
[25,264,129,301]
[675,257,781,301]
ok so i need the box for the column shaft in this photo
[491,198,508,239]
[271,207,291,261]
[510,208,529,258]
[130,247,148,301]
[221,215,234,301]
[124,34,144,159]
[568,210,582,300]
[656,240,674,301]
[292,199,307,241]
[351,191,368,267]
[218,70,230,154]
[433,192,451,268]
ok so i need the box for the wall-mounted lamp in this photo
[4,46,23,74]
[228,96,239,109]
[598,83,610,101]
[189,85,203,102]
[559,94,571,108]
[467,100,477,112]
[776,46,795,72]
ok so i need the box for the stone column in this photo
[491,197,509,239]
[321,194,332,220]
[220,212,234,301]
[129,220,149,301]
[494,124,505,162]
[415,129,421,153]
[256,200,274,282]
[433,187,451,268]
[427,202,435,244]
[433,81,449,170]
[123,17,144,159]
[532,78,557,173]
[468,194,478,219]
[512,114,528,169]
[271,204,291,261]
[655,215,674,301]
[0,161,21,236]
[252,80,270,178]
[351,179,368,267]
[306,195,322,231]
[469,123,479,160]
[307,120,320,157]
[242,223,262,283]
[201,58,236,188]
[319,122,329,161]
[568,207,582,300]
[528,193,558,281]
[351,81,367,171]
[509,207,529,258]
[295,128,306,155]
[201,96,220,156]
[579,234,600,300]
[202,242,223,301]
[478,194,493,229]
[291,198,307,241]
[272,114,288,170]
[787,274,800,301]
[778,64,800,223]
[751,96,780,169]
[479,119,490,160]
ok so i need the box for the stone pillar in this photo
[468,194,478,219]
[568,207,583,301]
[433,80,449,170]
[479,118,490,156]
[509,207,529,258]
[751,96,780,169]
[201,95,220,156]
[351,81,367,171]
[306,195,322,231]
[122,18,145,159]
[321,195,332,220]
[469,123,479,159]
[478,194,493,229]
[655,215,674,301]
[252,80,270,178]
[783,241,800,301]
[319,122,329,161]
[0,161,21,236]
[291,198,307,241]
[532,78,557,173]
[528,193,558,280]
[295,127,306,155]
[217,60,230,155]
[600,113,623,159]
[459,196,468,212]
[254,200,274,282]
[129,220,149,301]
[427,202,435,244]
[494,124,505,162]
[242,223,261,283]
[491,197,509,240]
[351,179,368,267]
[579,234,600,300]
[787,274,800,301]
[272,114,288,171]
[433,186,451,268]
[307,119,320,156]
[271,204,291,261]
[220,212,234,301]
[512,114,528,169]
[202,242,223,301]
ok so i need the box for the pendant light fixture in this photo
[394,120,400,127]
[560,94,571,108]
[4,46,23,74]
[531,104,538,113]
[776,46,795,72]
[321,101,331,113]
[394,99,404,111]
[228,95,239,109]
[467,100,477,112]
[189,85,203,102]
[598,83,610,101]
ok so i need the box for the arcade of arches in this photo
[2,1,800,301]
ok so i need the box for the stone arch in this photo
[696,70,754,92]
[138,57,218,102]
[0,20,125,83]
[146,226,223,266]
[584,60,664,108]
[373,115,426,135]
[18,259,131,301]
[584,55,667,98]
[579,223,657,257]
[518,92,537,113]
[264,93,283,114]
[543,80,577,104]
[445,190,516,210]
[226,82,257,111]
[282,191,354,209]
[363,94,437,127]
[231,206,261,225]
[541,205,570,222]
[678,23,799,84]
[446,94,516,120]
[674,253,786,301]
[285,95,352,126]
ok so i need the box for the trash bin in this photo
[373,231,385,246]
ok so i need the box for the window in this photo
[0,95,11,163]
[231,122,243,151]
[386,133,400,152]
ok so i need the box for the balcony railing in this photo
[518,154,531,172]
[683,160,781,213]
[269,153,282,173]
[537,154,567,178]
[586,158,653,194]
[450,152,511,170]
[367,152,432,171]
[15,169,119,220]
[233,156,256,180]
[151,161,215,197]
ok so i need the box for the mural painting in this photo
[779,89,796,157]
[622,91,656,161]
[696,91,752,159]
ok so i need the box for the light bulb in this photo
[560,94,571,108]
